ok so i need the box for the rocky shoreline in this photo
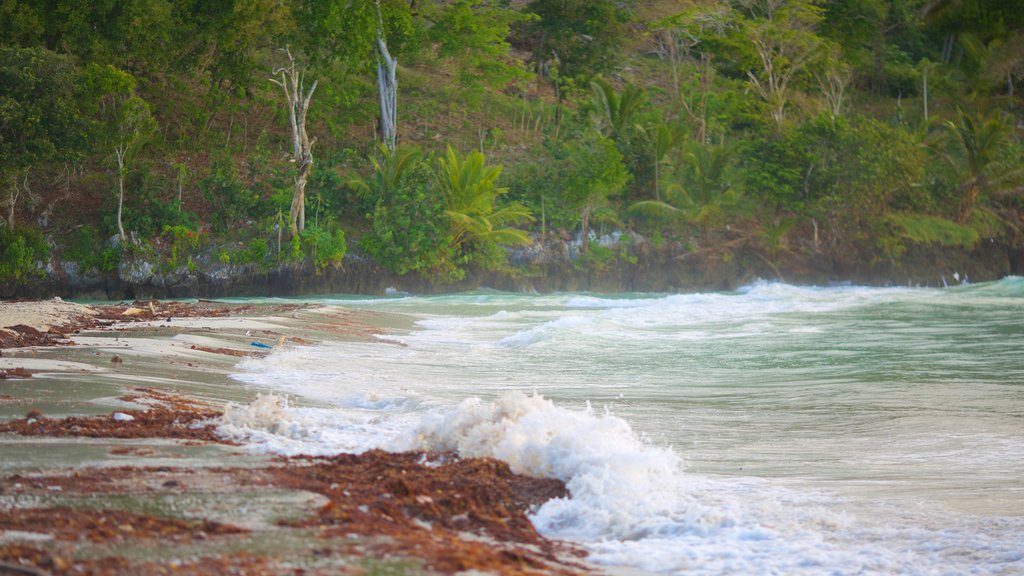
[6,236,1023,301]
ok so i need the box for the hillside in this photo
[2,0,1023,296]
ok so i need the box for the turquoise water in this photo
[223,279,1024,574]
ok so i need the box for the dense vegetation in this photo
[2,0,1022,289]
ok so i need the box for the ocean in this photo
[220,278,1024,575]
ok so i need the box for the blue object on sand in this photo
[250,341,273,349]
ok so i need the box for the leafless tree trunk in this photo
[748,27,816,129]
[580,204,592,253]
[115,145,127,241]
[817,62,851,123]
[271,47,317,237]
[377,36,397,151]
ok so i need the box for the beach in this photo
[0,299,591,575]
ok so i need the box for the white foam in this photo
[215,393,416,456]
[221,284,1024,575]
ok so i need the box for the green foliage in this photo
[0,225,48,282]
[162,224,202,270]
[525,0,629,82]
[429,0,531,91]
[0,47,85,174]
[236,237,271,268]
[633,141,743,244]
[436,146,533,250]
[574,242,616,272]
[3,0,1023,285]
[301,225,347,272]
[885,213,980,248]
[360,153,458,280]
[931,108,1021,222]
[588,78,648,140]
[64,225,120,272]
[200,153,260,232]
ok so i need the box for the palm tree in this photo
[933,109,1022,223]
[349,143,423,202]
[589,78,648,141]
[632,141,742,245]
[639,121,683,202]
[435,147,533,249]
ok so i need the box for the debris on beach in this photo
[0,451,585,575]
[0,388,226,443]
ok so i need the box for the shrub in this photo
[0,226,49,282]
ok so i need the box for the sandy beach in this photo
[0,299,590,575]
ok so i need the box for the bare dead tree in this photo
[746,22,820,129]
[3,172,29,229]
[816,61,852,123]
[114,144,128,240]
[377,36,397,151]
[271,47,318,237]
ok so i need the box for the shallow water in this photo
[225,279,1024,575]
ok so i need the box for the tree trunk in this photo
[957,182,980,224]
[377,36,398,151]
[271,47,317,238]
[581,204,591,253]
[115,146,127,242]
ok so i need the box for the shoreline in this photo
[6,238,1021,301]
[0,299,598,575]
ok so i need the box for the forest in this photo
[1,0,1023,292]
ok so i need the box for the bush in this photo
[200,153,260,232]
[361,161,460,280]
[0,226,49,282]
[162,224,202,270]
[64,225,120,272]
[302,225,347,272]
[236,237,270,268]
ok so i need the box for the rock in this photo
[118,257,155,285]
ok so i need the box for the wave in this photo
[214,390,1024,574]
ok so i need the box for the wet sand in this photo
[0,299,591,575]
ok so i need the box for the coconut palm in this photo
[435,146,533,249]
[639,120,684,202]
[348,143,423,202]
[933,109,1023,223]
[589,77,648,141]
[632,141,742,245]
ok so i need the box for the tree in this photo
[739,0,825,129]
[352,144,457,278]
[292,0,413,143]
[633,141,742,245]
[112,96,157,242]
[525,0,628,83]
[639,121,684,202]
[589,78,648,141]
[377,33,398,151]
[270,47,317,237]
[436,147,533,251]
[651,5,731,143]
[558,135,629,253]
[933,109,1023,223]
[0,47,84,227]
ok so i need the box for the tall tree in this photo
[559,134,629,253]
[0,47,84,228]
[270,47,317,237]
[525,0,628,82]
[739,0,825,129]
[933,109,1023,223]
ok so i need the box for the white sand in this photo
[0,298,97,332]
